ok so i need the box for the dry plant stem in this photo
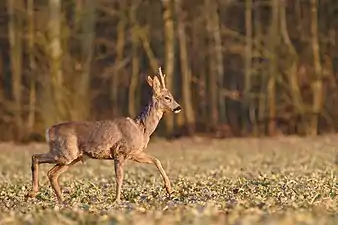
[27,68,182,204]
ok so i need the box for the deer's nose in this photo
[173,106,182,113]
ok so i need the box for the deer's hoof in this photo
[112,198,121,205]
[25,191,37,198]
[167,189,178,198]
[165,186,172,196]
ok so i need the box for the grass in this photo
[0,135,337,225]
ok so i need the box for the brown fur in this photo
[26,68,182,204]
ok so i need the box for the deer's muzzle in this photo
[173,106,182,113]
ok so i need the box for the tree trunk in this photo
[175,0,195,134]
[49,0,65,122]
[204,0,219,127]
[74,0,82,27]
[128,6,140,118]
[190,19,207,126]
[244,0,253,133]
[27,0,36,134]
[310,0,323,136]
[0,52,3,100]
[128,33,140,118]
[8,0,24,140]
[254,2,264,135]
[139,29,159,74]
[207,0,224,123]
[111,1,126,116]
[280,0,305,134]
[78,0,96,120]
[267,0,279,136]
[162,0,175,135]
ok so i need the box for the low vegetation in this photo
[0,136,337,224]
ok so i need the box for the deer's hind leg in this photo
[47,157,81,203]
[27,152,58,198]
[27,136,80,200]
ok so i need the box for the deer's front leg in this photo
[131,152,172,195]
[113,158,125,203]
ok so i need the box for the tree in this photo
[26,0,36,134]
[77,0,96,121]
[128,3,140,118]
[48,0,65,123]
[8,0,24,140]
[267,0,279,135]
[162,0,175,135]
[204,0,219,127]
[175,0,195,134]
[244,0,253,133]
[310,0,323,136]
[111,1,126,116]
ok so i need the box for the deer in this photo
[26,67,182,204]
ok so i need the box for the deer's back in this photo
[47,118,145,161]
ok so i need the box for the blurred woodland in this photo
[0,0,338,142]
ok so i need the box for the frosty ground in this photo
[0,135,337,225]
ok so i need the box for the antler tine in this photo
[158,67,166,89]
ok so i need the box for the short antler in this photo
[158,67,166,89]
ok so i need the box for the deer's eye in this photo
[165,96,171,101]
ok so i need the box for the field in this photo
[0,135,337,225]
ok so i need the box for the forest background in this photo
[0,0,338,142]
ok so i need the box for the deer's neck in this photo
[134,97,163,137]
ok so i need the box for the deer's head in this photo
[147,67,182,114]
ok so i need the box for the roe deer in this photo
[26,67,182,204]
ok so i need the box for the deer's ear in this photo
[146,76,153,87]
[152,76,162,94]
